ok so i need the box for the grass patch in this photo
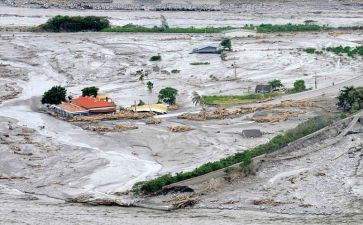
[190,62,210,65]
[244,23,329,33]
[134,115,338,195]
[202,93,279,105]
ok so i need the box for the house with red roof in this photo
[71,96,116,114]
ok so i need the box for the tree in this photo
[337,86,363,112]
[160,15,169,29]
[41,85,66,105]
[268,79,284,90]
[293,80,306,92]
[81,86,99,97]
[220,38,232,51]
[146,81,154,93]
[192,91,206,117]
[158,87,178,105]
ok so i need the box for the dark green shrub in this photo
[158,87,178,105]
[41,85,66,105]
[337,86,363,112]
[150,54,161,61]
[81,86,99,97]
[40,15,110,32]
[304,48,316,54]
[293,80,306,92]
[220,38,232,50]
[268,79,284,89]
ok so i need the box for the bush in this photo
[268,79,284,89]
[40,15,110,32]
[81,86,99,97]
[220,38,232,50]
[190,62,210,65]
[337,86,363,112]
[41,85,66,105]
[150,54,161,61]
[171,69,180,74]
[158,87,178,105]
[135,115,337,194]
[146,81,154,92]
[304,48,316,54]
[293,80,306,92]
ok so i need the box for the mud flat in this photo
[0,4,363,223]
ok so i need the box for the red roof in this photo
[72,96,115,109]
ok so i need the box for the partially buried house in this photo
[71,96,116,114]
[192,46,221,54]
[255,85,272,93]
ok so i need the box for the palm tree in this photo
[192,91,206,118]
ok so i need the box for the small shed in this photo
[130,104,168,114]
[192,46,221,54]
[255,85,272,93]
[241,129,263,138]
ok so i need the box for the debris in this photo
[169,125,194,132]
[252,111,304,123]
[156,186,194,195]
[0,175,27,180]
[146,117,161,124]
[178,100,312,121]
[171,195,199,209]
[83,124,138,132]
[70,110,152,122]
[253,198,289,206]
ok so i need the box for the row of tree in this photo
[268,79,306,92]
[41,86,99,105]
[40,15,110,32]
[41,85,179,106]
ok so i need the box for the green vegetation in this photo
[81,86,99,97]
[190,62,210,65]
[135,115,338,194]
[158,87,178,105]
[101,24,234,33]
[268,79,284,90]
[304,48,316,54]
[337,86,363,112]
[171,69,181,74]
[202,93,279,105]
[293,80,306,92]
[39,15,110,32]
[146,81,154,93]
[325,46,363,58]
[220,38,232,51]
[244,23,329,33]
[150,54,161,61]
[41,86,66,105]
[304,46,363,57]
[192,91,206,110]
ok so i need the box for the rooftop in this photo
[72,96,116,109]
[56,102,87,113]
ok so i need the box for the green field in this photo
[202,93,279,105]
